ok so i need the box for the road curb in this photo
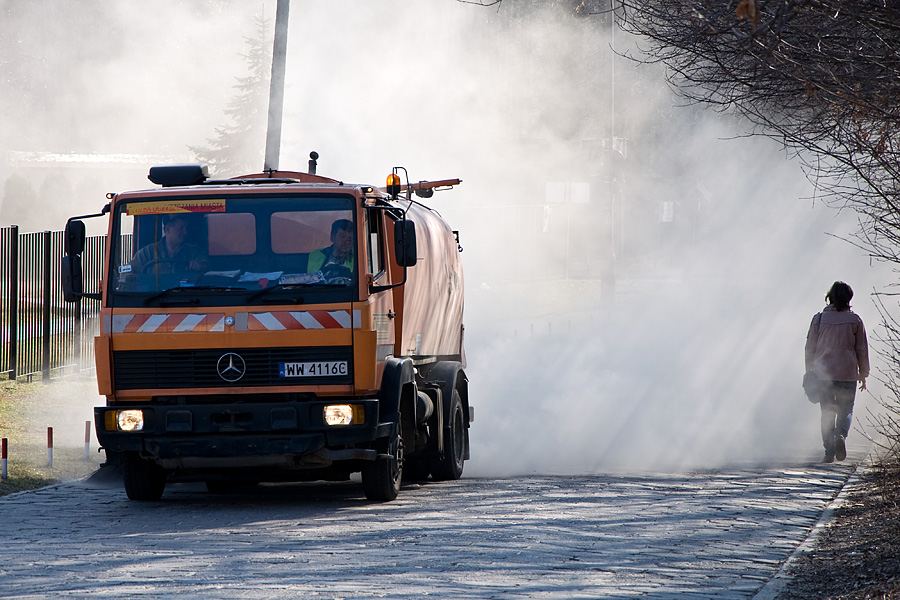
[751,451,873,600]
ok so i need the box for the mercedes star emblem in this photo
[216,352,246,382]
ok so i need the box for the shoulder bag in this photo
[802,312,824,403]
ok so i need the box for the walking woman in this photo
[805,281,870,463]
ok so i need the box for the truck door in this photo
[366,208,395,362]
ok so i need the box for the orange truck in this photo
[62,162,470,501]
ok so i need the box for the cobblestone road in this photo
[0,450,864,599]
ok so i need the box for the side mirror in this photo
[61,255,83,302]
[64,219,86,256]
[395,220,417,267]
[62,218,98,302]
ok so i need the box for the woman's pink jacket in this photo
[805,305,869,382]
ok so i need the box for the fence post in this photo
[72,234,83,372]
[42,230,51,382]
[84,420,91,460]
[7,225,18,381]
[47,426,53,468]
[74,295,82,372]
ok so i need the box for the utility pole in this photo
[264,0,290,172]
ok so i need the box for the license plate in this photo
[279,361,348,377]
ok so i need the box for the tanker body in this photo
[62,164,470,501]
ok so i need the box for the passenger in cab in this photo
[308,219,355,274]
[131,214,208,274]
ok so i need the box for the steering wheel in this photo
[320,264,352,284]
[141,258,188,274]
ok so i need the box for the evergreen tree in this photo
[190,13,272,177]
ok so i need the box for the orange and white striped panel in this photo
[106,313,226,334]
[240,310,361,331]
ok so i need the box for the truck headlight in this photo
[116,409,144,431]
[324,405,363,426]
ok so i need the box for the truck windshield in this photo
[109,194,357,307]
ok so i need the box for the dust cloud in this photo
[1,1,888,472]
[279,2,888,473]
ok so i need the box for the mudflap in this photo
[379,357,416,424]
[426,361,470,461]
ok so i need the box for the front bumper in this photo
[95,400,391,470]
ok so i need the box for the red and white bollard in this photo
[84,421,92,460]
[47,427,53,469]
[2,438,8,480]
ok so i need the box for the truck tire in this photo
[122,451,166,501]
[361,433,403,501]
[431,388,466,481]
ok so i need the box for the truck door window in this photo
[366,209,384,277]
[113,211,135,274]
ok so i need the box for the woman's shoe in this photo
[835,436,847,461]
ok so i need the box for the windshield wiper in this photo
[144,285,247,305]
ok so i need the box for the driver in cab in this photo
[307,219,355,274]
[130,214,207,274]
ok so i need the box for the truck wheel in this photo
[362,434,403,501]
[431,388,466,481]
[122,451,166,501]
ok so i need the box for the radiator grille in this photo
[113,347,353,390]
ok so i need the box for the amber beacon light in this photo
[386,173,402,198]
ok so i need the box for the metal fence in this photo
[1,226,104,381]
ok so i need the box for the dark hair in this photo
[331,219,353,236]
[826,281,853,311]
